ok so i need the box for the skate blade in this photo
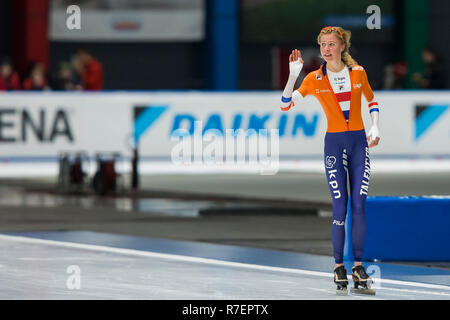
[335,284,348,296]
[336,288,348,296]
[350,287,376,296]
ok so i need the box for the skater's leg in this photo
[324,133,349,265]
[348,131,370,264]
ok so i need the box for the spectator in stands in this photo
[22,62,50,90]
[53,60,83,91]
[76,49,104,90]
[382,61,407,89]
[413,47,446,89]
[0,57,21,90]
[71,54,84,86]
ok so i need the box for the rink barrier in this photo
[344,196,450,262]
[0,91,449,160]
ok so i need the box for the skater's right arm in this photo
[280,49,304,111]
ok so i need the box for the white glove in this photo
[367,125,380,147]
[289,59,303,78]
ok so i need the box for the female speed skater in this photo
[280,26,380,295]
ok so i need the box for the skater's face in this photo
[319,33,345,64]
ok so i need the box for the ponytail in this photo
[342,51,357,68]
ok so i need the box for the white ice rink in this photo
[0,232,449,300]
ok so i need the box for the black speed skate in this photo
[333,265,348,295]
[351,265,376,295]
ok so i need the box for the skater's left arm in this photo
[361,68,380,148]
[367,109,380,148]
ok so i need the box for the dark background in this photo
[0,0,449,90]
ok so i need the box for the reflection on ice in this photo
[0,186,297,218]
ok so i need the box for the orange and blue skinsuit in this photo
[282,62,379,264]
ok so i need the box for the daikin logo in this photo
[133,105,169,143]
[133,105,320,142]
[414,104,449,141]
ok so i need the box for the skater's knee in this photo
[351,202,365,216]
[332,206,347,222]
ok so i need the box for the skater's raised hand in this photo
[289,49,303,63]
[289,49,304,78]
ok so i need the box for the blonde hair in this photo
[317,27,357,67]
